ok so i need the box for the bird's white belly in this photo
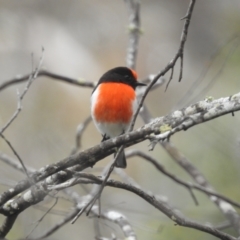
[93,121,130,138]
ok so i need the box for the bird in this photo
[91,66,146,168]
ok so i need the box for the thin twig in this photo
[68,186,137,240]
[126,150,240,209]
[71,146,124,223]
[49,175,237,240]
[71,116,92,155]
[0,134,33,185]
[26,197,58,239]
[188,37,240,104]
[0,152,35,174]
[0,69,95,92]
[169,0,196,86]
[176,34,239,108]
[129,0,196,131]
[126,150,198,205]
[0,48,45,135]
[215,221,232,231]
[32,208,79,239]
[0,49,45,183]
[162,141,240,235]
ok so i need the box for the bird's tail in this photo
[114,148,127,168]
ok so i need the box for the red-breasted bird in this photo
[91,66,146,168]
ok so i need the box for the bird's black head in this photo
[98,66,146,90]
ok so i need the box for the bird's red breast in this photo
[93,82,136,123]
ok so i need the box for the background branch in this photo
[0,49,44,135]
[162,141,240,235]
[0,70,95,92]
[48,174,237,240]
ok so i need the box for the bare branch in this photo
[125,0,141,69]
[129,0,196,131]
[0,152,35,174]
[126,150,240,209]
[0,214,18,238]
[68,187,137,240]
[187,37,240,104]
[72,148,125,223]
[0,134,33,185]
[216,221,232,231]
[172,0,196,84]
[71,116,92,155]
[0,48,44,135]
[162,141,240,235]
[0,152,136,239]
[48,174,237,240]
[92,205,137,240]
[176,34,240,108]
[32,208,79,239]
[0,92,240,209]
[114,167,141,188]
[0,69,95,92]
[126,150,199,205]
[26,197,58,239]
[122,2,240,232]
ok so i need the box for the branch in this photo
[48,174,237,240]
[162,141,240,235]
[0,49,44,135]
[0,69,95,92]
[0,214,18,238]
[125,0,141,69]
[0,152,35,174]
[176,34,240,108]
[0,134,33,185]
[71,162,116,223]
[32,208,79,239]
[35,183,137,240]
[126,150,240,209]
[0,92,240,210]
[122,1,240,233]
[124,0,164,134]
[27,197,59,238]
[175,0,196,84]
[71,186,137,240]
[0,92,239,238]
[129,0,196,131]
[70,116,92,155]
[92,206,137,240]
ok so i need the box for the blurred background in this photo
[0,0,240,239]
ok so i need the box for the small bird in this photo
[91,66,146,168]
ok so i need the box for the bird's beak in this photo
[136,82,146,87]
